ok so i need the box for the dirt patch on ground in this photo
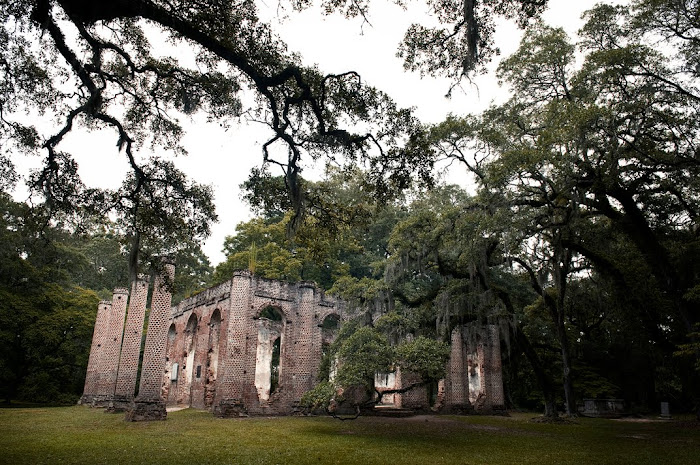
[612,418,663,423]
[528,416,578,424]
[612,417,700,428]
[166,405,189,412]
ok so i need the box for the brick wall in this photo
[444,326,469,409]
[95,288,129,402]
[136,263,174,401]
[80,300,111,403]
[114,276,148,400]
[84,269,505,417]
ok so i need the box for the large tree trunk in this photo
[549,246,577,416]
[559,330,576,416]
[592,189,700,419]
[512,325,559,417]
[128,230,140,284]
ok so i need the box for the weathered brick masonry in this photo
[80,300,111,405]
[376,324,505,413]
[82,270,504,418]
[170,271,344,416]
[125,262,175,421]
[113,275,148,408]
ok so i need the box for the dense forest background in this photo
[2,167,698,415]
[1,0,698,418]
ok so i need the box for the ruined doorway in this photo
[321,314,340,382]
[204,309,221,408]
[165,323,178,404]
[182,314,198,405]
[468,339,482,405]
[254,305,284,402]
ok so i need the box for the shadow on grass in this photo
[0,400,76,409]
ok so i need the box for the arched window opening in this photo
[255,305,284,402]
[319,314,340,382]
[428,380,439,407]
[181,314,198,405]
[270,337,281,393]
[467,339,483,405]
[321,314,340,345]
[204,309,222,408]
[162,323,178,403]
[259,305,283,321]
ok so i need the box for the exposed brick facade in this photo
[80,300,111,405]
[446,323,504,412]
[125,263,175,421]
[84,270,504,418]
[94,288,129,405]
[443,327,470,410]
[169,272,344,416]
[113,276,149,404]
[379,323,504,413]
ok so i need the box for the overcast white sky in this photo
[11,0,627,266]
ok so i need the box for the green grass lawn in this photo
[0,407,698,465]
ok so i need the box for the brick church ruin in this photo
[80,267,504,420]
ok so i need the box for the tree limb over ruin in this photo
[11,0,433,225]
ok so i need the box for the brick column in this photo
[113,275,149,408]
[396,367,428,409]
[485,324,505,409]
[444,326,471,411]
[293,282,317,401]
[126,263,174,421]
[214,271,251,417]
[95,288,129,406]
[80,300,111,405]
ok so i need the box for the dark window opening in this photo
[270,337,281,393]
[321,314,340,330]
[428,380,439,407]
[259,306,283,321]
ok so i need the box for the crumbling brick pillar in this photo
[477,324,505,411]
[396,367,428,409]
[292,282,317,401]
[444,326,471,412]
[95,287,129,406]
[113,275,149,408]
[485,324,505,409]
[80,300,111,405]
[125,263,174,421]
[214,270,251,417]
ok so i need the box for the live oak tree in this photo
[398,0,547,83]
[1,0,426,226]
[113,158,217,281]
[0,194,100,404]
[428,1,700,416]
[215,167,385,287]
[378,184,567,416]
[2,0,555,406]
[1,0,550,240]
